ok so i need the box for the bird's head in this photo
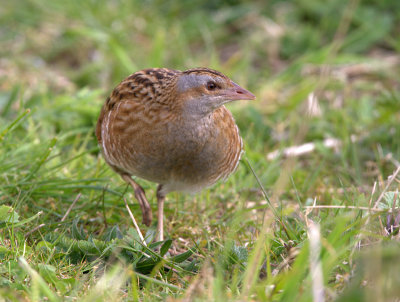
[175,68,255,117]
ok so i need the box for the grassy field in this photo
[1,0,400,301]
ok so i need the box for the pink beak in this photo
[224,82,256,101]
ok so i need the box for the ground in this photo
[0,0,399,301]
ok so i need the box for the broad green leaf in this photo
[0,205,19,223]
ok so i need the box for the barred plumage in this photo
[96,67,255,240]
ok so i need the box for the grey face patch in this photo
[177,74,224,93]
[177,72,231,118]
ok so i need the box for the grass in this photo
[1,0,400,300]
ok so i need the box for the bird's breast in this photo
[103,105,242,193]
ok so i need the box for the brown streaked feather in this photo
[95,67,255,240]
[96,67,247,194]
[183,67,229,80]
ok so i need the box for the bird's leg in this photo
[156,184,165,241]
[121,174,152,226]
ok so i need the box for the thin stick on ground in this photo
[373,165,400,209]
[304,205,398,212]
[55,193,81,232]
[23,211,44,237]
[24,223,46,237]
[61,193,81,222]
[124,198,147,247]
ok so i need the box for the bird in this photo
[96,67,255,241]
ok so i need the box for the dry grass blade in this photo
[373,165,400,209]
[307,220,324,302]
[123,198,147,247]
[304,205,398,212]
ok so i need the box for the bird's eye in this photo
[206,81,217,91]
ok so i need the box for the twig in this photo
[61,193,81,222]
[55,193,81,232]
[305,205,397,213]
[24,223,46,237]
[373,165,400,209]
[123,198,147,247]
